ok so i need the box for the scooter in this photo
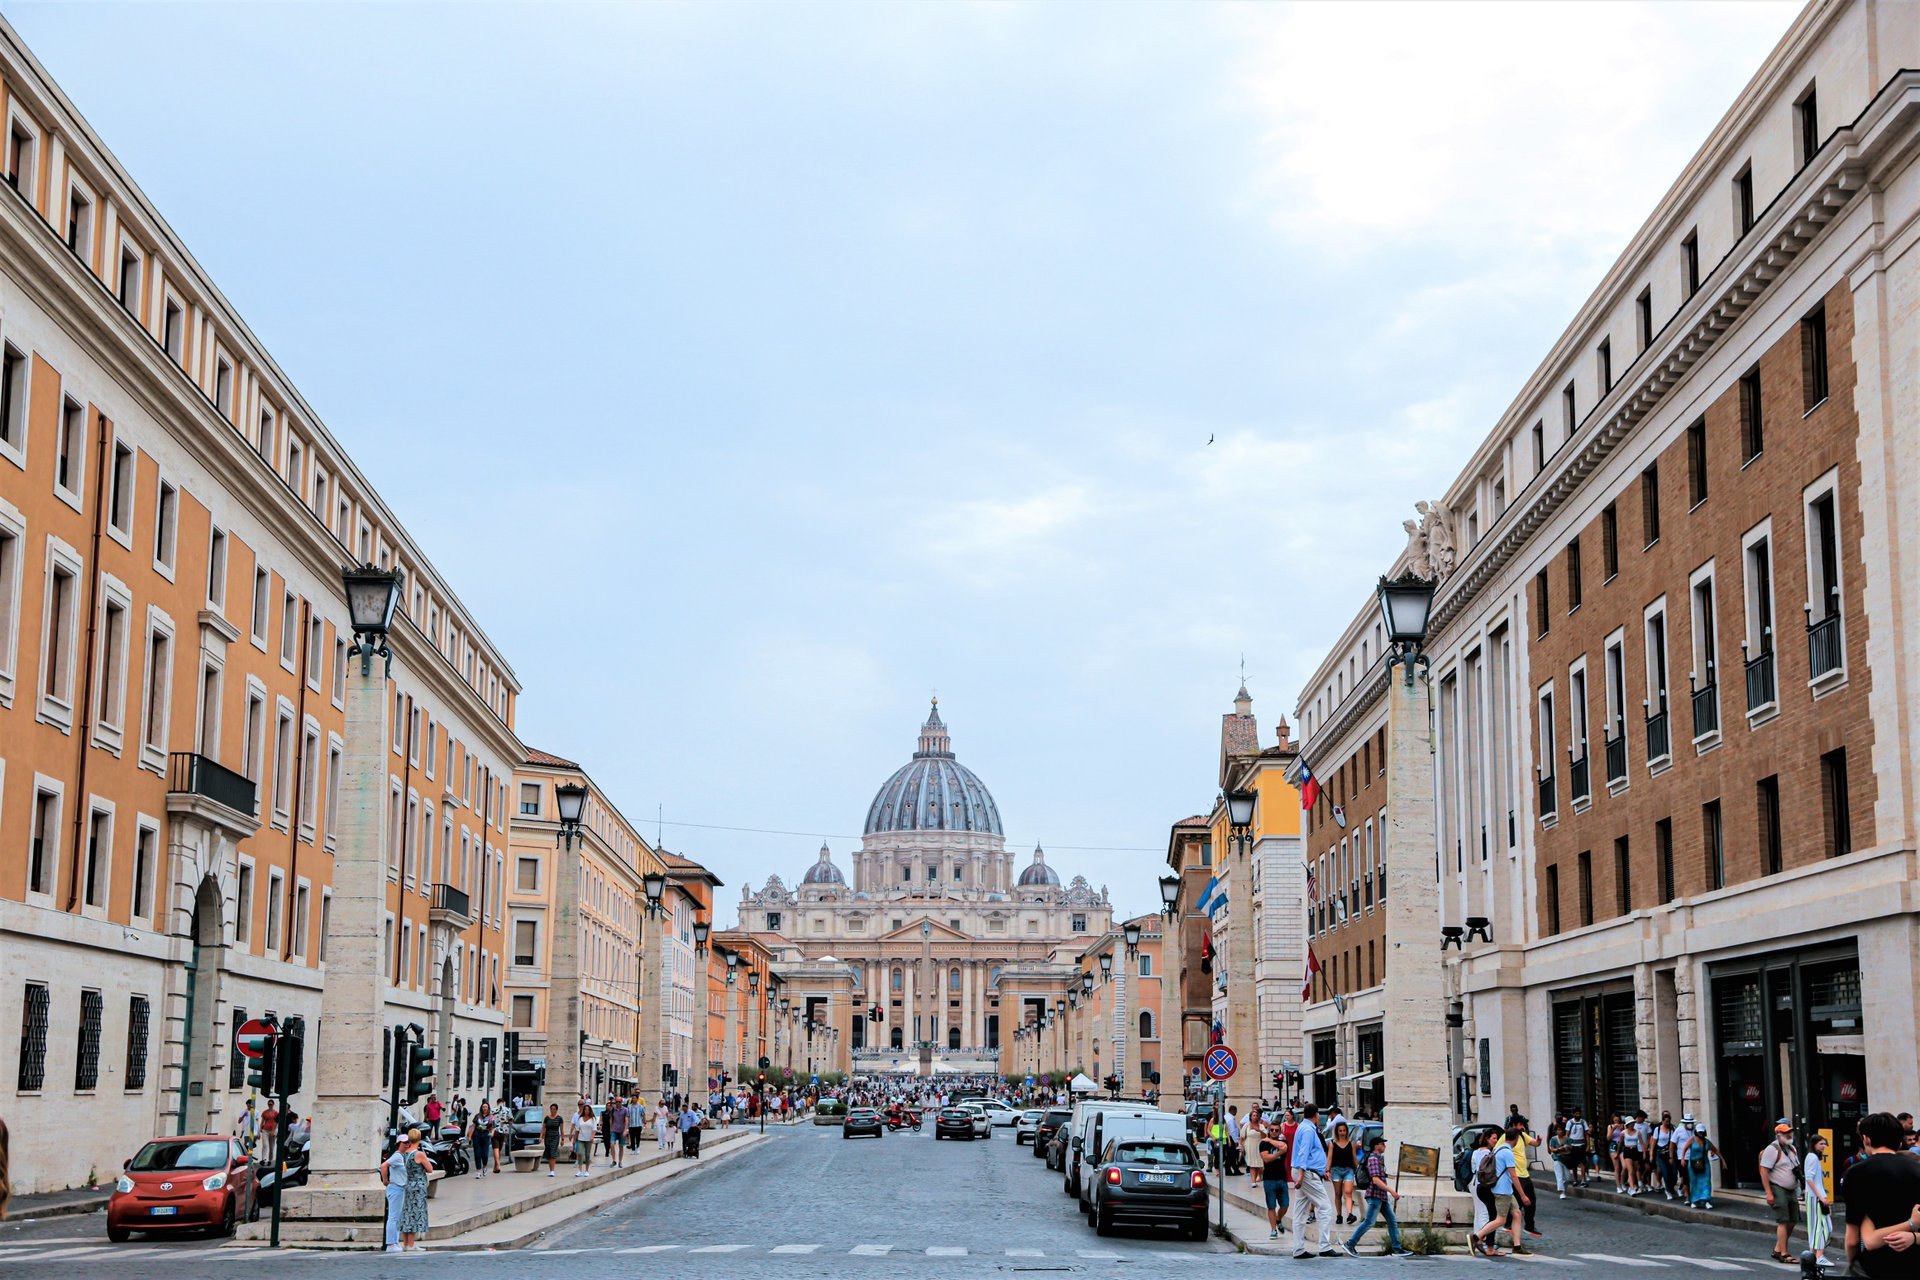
[885,1109,922,1133]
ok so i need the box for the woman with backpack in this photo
[1469,1128,1499,1233]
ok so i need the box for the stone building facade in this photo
[1292,0,1920,1182]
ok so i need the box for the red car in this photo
[107,1135,258,1241]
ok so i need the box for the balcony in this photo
[1745,647,1777,712]
[431,883,473,928]
[1691,682,1720,740]
[1605,733,1627,786]
[1537,773,1556,820]
[1807,613,1843,681]
[1569,754,1591,804]
[166,752,261,839]
[1645,707,1671,764]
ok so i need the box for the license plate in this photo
[1138,1173,1176,1185]
[149,1206,179,1216]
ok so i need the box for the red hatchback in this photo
[107,1135,257,1241]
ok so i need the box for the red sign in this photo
[235,1017,277,1059]
[1205,1046,1238,1080]
[1741,1084,1762,1101]
[1839,1082,1859,1101]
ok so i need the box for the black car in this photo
[934,1107,976,1141]
[1183,1101,1215,1142]
[1088,1138,1208,1240]
[1034,1108,1071,1162]
[842,1107,884,1140]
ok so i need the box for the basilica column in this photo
[902,964,915,1048]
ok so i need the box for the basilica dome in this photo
[863,701,1004,837]
[1016,845,1060,887]
[801,843,845,885]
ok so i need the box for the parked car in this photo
[975,1099,1020,1127]
[957,1101,992,1139]
[934,1107,977,1141]
[1015,1109,1044,1145]
[1088,1137,1208,1240]
[108,1136,258,1241]
[1035,1107,1072,1162]
[1183,1100,1215,1142]
[1075,1108,1190,1216]
[1062,1100,1155,1199]
[842,1107,885,1139]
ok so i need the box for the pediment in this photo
[877,917,971,943]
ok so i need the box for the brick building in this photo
[1293,0,1920,1181]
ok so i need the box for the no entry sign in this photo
[1205,1045,1237,1080]
[235,1017,277,1059]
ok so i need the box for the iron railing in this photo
[1746,648,1777,711]
[1605,734,1627,786]
[1569,754,1591,803]
[1646,707,1671,762]
[1807,613,1842,679]
[1691,682,1719,739]
[1537,773,1557,819]
[432,883,471,919]
[167,752,257,818]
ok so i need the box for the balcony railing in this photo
[1807,613,1843,680]
[1746,647,1777,711]
[1646,707,1671,763]
[167,752,257,818]
[431,883,472,922]
[1605,734,1627,786]
[1569,754,1591,803]
[1537,773,1557,819]
[1691,682,1720,739]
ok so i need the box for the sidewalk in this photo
[237,1127,762,1247]
[1,1187,110,1223]
[1216,1180,1462,1256]
[1563,1178,1784,1235]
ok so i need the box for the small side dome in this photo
[1016,845,1060,887]
[801,843,845,885]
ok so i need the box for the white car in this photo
[1015,1109,1044,1145]
[957,1101,992,1138]
[977,1099,1021,1127]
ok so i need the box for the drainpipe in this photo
[64,408,111,912]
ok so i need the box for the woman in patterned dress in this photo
[399,1127,431,1249]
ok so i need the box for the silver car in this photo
[1015,1109,1044,1145]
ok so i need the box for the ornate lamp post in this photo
[1120,922,1142,1094]
[690,921,711,1105]
[721,948,741,1092]
[918,920,934,1072]
[1221,787,1259,1118]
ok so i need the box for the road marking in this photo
[689,1244,750,1253]
[616,1245,683,1253]
[1720,1260,1797,1272]
[1005,1248,1045,1256]
[1647,1258,1750,1271]
[1572,1255,1669,1267]
[771,1244,821,1253]
[850,1245,894,1256]
[18,1248,118,1260]
[926,1246,968,1256]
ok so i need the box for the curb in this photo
[4,1195,110,1223]
[1562,1184,1778,1235]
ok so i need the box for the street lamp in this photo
[341,562,404,676]
[1377,570,1438,683]
[1123,922,1143,956]
[1081,971,1094,996]
[1098,951,1113,981]
[642,870,667,917]
[1159,875,1180,919]
[724,947,740,985]
[554,781,589,850]
[692,920,710,957]
[1225,788,1257,831]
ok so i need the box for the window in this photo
[1805,478,1844,677]
[1821,748,1851,858]
[1734,163,1755,235]
[1562,381,1577,438]
[83,805,111,909]
[162,298,183,364]
[1682,228,1700,296]
[306,616,323,686]
[1576,851,1593,927]
[1534,569,1550,635]
[513,919,537,966]
[1597,339,1612,393]
[1690,571,1718,697]
[1071,913,1088,932]
[126,995,150,1089]
[1601,503,1618,579]
[332,638,346,704]
[1531,421,1545,473]
[1604,634,1627,761]
[1636,287,1653,351]
[214,358,234,421]
[1755,775,1783,876]
[0,342,25,455]
[194,662,220,757]
[1614,836,1631,915]
[272,708,295,819]
[1801,303,1829,410]
[257,407,274,460]
[1745,530,1776,659]
[41,556,78,708]
[65,181,93,260]
[117,241,142,311]
[1739,367,1763,461]
[1796,83,1819,167]
[75,989,102,1090]
[1640,464,1660,546]
[132,823,156,920]
[95,595,129,734]
[55,396,83,496]
[397,924,411,986]
[151,479,178,575]
[28,788,61,897]
[6,118,36,195]
[1569,663,1590,771]
[519,782,540,816]
[292,881,310,958]
[1545,866,1561,935]
[1656,818,1674,903]
[241,688,265,782]
[235,861,255,946]
[1566,537,1583,611]
[1687,419,1708,507]
[286,438,304,495]
[1645,603,1670,721]
[205,527,227,612]
[1537,684,1557,813]
[1703,799,1725,891]
[511,994,534,1028]
[298,724,320,834]
[108,439,134,535]
[280,591,297,667]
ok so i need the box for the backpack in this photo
[1353,1158,1373,1193]
[1475,1151,1500,1189]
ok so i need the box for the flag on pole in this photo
[1331,804,1347,829]
[1298,761,1321,810]
[1304,863,1318,902]
[1194,875,1219,913]
[1301,946,1322,1001]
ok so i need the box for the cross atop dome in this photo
[916,697,952,758]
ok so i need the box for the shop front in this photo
[1352,1023,1384,1118]
[1709,941,1867,1186]
[1550,984,1640,1124]
[1311,1033,1337,1110]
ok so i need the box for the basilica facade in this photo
[739,702,1111,1072]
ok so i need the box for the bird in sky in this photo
[1207,434,1214,445]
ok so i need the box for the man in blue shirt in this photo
[1290,1103,1339,1257]
[1472,1125,1531,1256]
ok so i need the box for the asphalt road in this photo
[0,1121,1837,1275]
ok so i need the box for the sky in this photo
[6,1,1799,922]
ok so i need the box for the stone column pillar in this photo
[548,840,583,1106]
[288,656,392,1219]
[723,977,739,1088]
[902,965,915,1051]
[1120,961,1134,1091]
[1383,655,1472,1223]
[635,906,665,1105]
[1224,828,1260,1119]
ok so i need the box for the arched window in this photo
[949,967,961,991]
[1139,1010,1155,1040]
[891,967,903,992]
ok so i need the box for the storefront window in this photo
[1551,989,1638,1123]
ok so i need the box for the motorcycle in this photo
[885,1109,922,1133]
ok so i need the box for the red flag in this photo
[1301,946,1322,1002]
[1298,760,1321,810]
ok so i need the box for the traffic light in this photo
[1272,1070,1285,1095]
[405,1038,435,1103]
[868,1003,882,1023]
[757,1072,767,1089]
[758,1055,771,1070]
[274,1017,305,1097]
[245,1028,279,1095]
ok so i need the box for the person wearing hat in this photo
[1679,1117,1721,1209]
[1759,1119,1803,1263]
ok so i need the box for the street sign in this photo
[1204,1045,1237,1080]
[1396,1143,1439,1178]
[235,1017,277,1060]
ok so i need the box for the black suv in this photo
[1034,1108,1071,1162]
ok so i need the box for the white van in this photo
[1074,1108,1190,1214]
[1061,1101,1167,1201]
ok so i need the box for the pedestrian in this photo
[1288,1102,1336,1259]
[1563,1108,1589,1187]
[1225,1106,1243,1176]
[679,1101,704,1158]
[627,1096,644,1151]
[233,1096,262,1155]
[399,1127,431,1251]
[423,1093,444,1132]
[1347,1136,1411,1257]
[1653,1114,1678,1199]
[1759,1119,1802,1263]
[541,1102,564,1177]
[608,1096,628,1167]
[380,1131,413,1252]
[1510,1116,1543,1239]
[1621,1110,1648,1194]
[492,1102,513,1173]
[1681,1118,1720,1208]
[1804,1132,1834,1264]
[1257,1120,1291,1241]
[1328,1121,1359,1224]
[656,1102,673,1150]
[573,1102,597,1177]
[1470,1124,1529,1256]
[1242,1110,1265,1191]
[0,1116,10,1222]
[259,1097,280,1152]
[470,1102,494,1180]
[1842,1111,1920,1277]
[1469,1127,1498,1235]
